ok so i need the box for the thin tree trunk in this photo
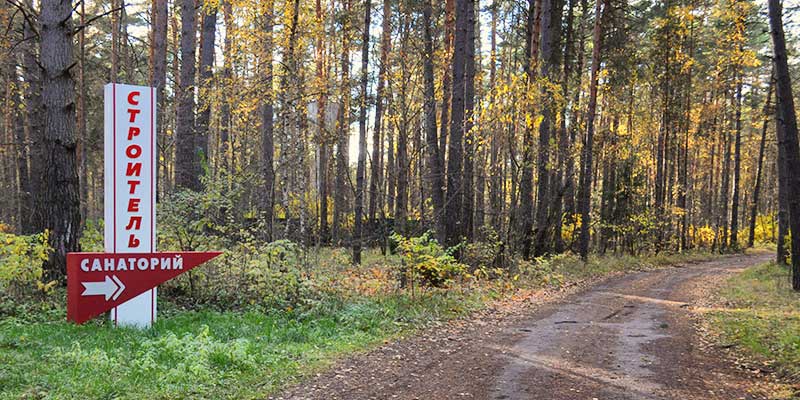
[368,0,391,225]
[748,73,773,248]
[395,12,410,235]
[77,0,87,222]
[151,0,168,197]
[111,0,120,82]
[333,0,351,244]
[488,0,502,236]
[196,1,217,169]
[578,0,604,261]
[218,2,233,172]
[515,0,542,258]
[261,0,275,241]
[23,0,44,234]
[354,0,371,264]
[462,0,476,240]
[423,0,445,242]
[730,78,743,249]
[439,0,455,176]
[444,0,468,246]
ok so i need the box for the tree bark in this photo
[41,0,80,279]
[333,0,351,244]
[439,0,455,176]
[22,0,44,234]
[261,0,275,240]
[354,0,371,264]
[730,78,743,249]
[462,0,476,240]
[422,0,445,242]
[175,0,200,191]
[150,0,168,197]
[578,0,604,261]
[748,73,773,248]
[368,0,391,225]
[196,1,217,171]
[768,0,800,290]
[444,0,469,246]
[488,0,502,236]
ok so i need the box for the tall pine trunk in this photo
[423,0,445,242]
[578,0,604,261]
[333,0,351,245]
[196,2,217,170]
[354,0,370,264]
[261,0,275,240]
[444,0,469,246]
[748,73,773,248]
[175,0,199,191]
[23,0,44,234]
[41,0,80,279]
[730,79,743,249]
[768,0,800,290]
[368,0,390,225]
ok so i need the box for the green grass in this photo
[0,291,483,400]
[711,262,800,382]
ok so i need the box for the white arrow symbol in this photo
[81,275,125,301]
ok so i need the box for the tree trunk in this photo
[354,0,371,264]
[768,0,800,290]
[444,0,469,246]
[395,12,411,235]
[261,0,275,241]
[516,0,544,258]
[368,0,391,225]
[196,1,217,170]
[77,0,87,222]
[777,107,789,264]
[730,78,743,249]
[151,0,168,197]
[748,73,773,248]
[719,99,731,251]
[488,0,502,236]
[41,0,80,280]
[333,0,351,245]
[111,0,120,82]
[439,0,455,176]
[423,0,445,242]
[578,0,604,261]
[23,0,44,234]
[175,0,199,191]
[460,0,476,240]
[553,0,576,253]
[533,0,562,257]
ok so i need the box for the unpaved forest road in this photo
[278,253,782,400]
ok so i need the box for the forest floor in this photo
[277,251,799,400]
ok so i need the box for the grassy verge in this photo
[710,261,800,384]
[0,249,722,399]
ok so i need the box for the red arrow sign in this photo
[67,251,221,324]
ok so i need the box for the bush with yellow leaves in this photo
[0,230,53,296]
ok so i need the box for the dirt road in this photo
[278,254,778,400]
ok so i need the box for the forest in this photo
[1,0,800,398]
[0,0,796,280]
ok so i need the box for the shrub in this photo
[390,232,466,288]
[0,231,53,296]
[463,227,503,270]
[162,239,317,311]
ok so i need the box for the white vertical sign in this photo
[104,83,157,328]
